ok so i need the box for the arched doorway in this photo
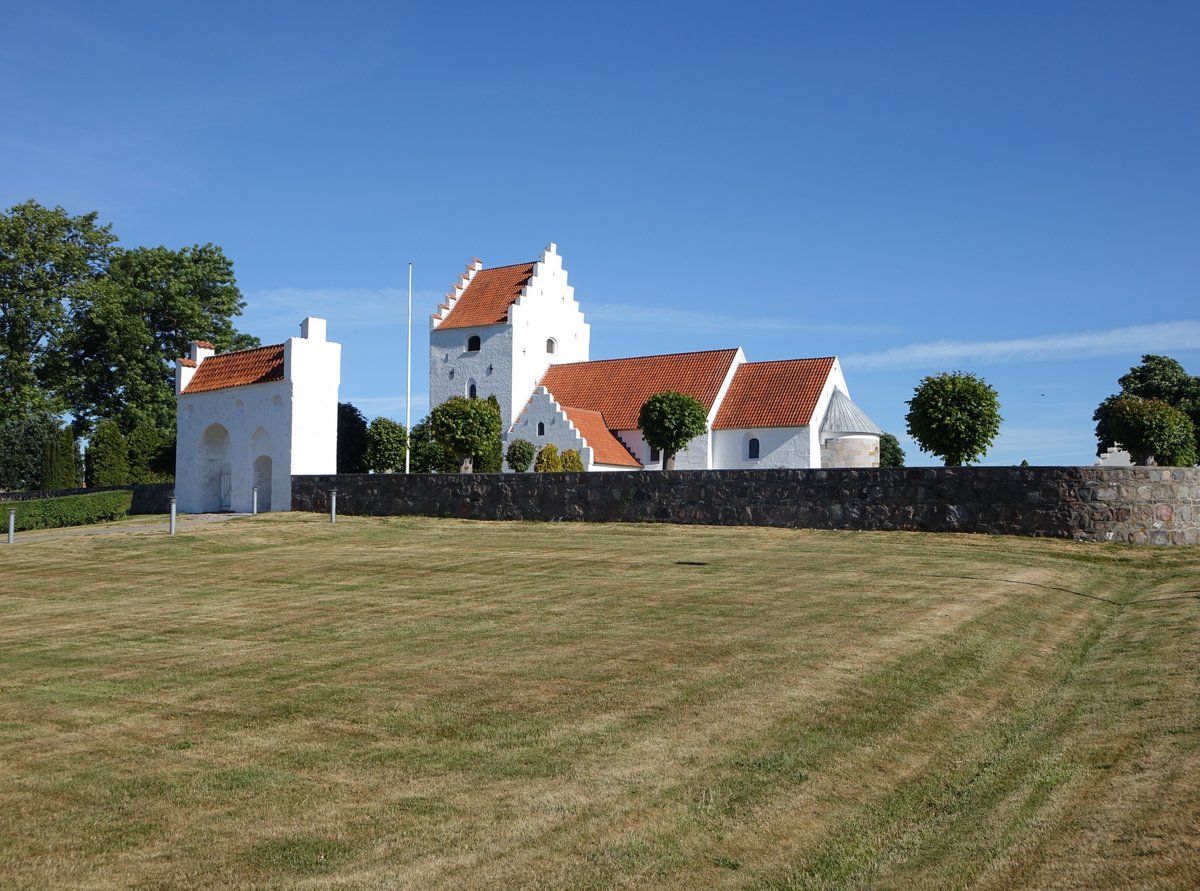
[253,455,272,512]
[199,424,231,512]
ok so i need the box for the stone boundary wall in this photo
[0,483,175,515]
[293,467,1200,545]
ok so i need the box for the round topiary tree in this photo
[534,443,563,472]
[878,432,905,468]
[365,417,408,473]
[637,391,708,471]
[905,372,1001,466]
[561,448,585,472]
[1101,396,1197,466]
[429,396,501,473]
[505,438,535,472]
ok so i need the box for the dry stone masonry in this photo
[293,466,1200,545]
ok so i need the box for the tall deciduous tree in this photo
[0,201,115,423]
[337,403,370,474]
[905,372,1002,466]
[365,417,408,473]
[638,391,708,471]
[1098,396,1197,466]
[410,417,458,473]
[59,244,258,433]
[1094,354,1200,457]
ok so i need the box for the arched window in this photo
[748,437,760,460]
[468,380,477,399]
[546,338,557,354]
[537,422,545,436]
[467,334,481,352]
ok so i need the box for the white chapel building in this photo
[174,317,340,512]
[430,244,881,471]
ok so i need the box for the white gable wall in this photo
[430,323,513,423]
[508,388,596,469]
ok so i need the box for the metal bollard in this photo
[252,487,258,515]
[330,489,337,524]
[169,497,177,536]
[7,508,14,544]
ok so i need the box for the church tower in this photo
[429,243,589,431]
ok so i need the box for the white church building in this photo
[174,317,340,512]
[430,244,881,471]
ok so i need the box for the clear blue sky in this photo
[4,1,1198,465]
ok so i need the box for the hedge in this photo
[0,490,133,532]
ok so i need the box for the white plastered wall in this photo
[508,389,596,470]
[711,426,812,469]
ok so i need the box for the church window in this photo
[537,422,545,436]
[748,437,760,460]
[467,334,481,352]
[546,338,557,354]
[468,380,477,399]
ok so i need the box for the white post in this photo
[169,497,177,536]
[7,508,14,544]
[252,487,258,515]
[330,489,337,524]
[405,260,413,474]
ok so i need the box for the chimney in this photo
[300,317,326,341]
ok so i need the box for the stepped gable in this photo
[437,261,536,329]
[538,348,740,431]
[560,406,640,467]
[713,357,836,429]
[182,344,286,394]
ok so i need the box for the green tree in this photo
[0,201,115,423]
[0,413,59,491]
[86,419,130,486]
[637,391,708,471]
[1094,355,1200,457]
[41,425,80,490]
[878,432,905,468]
[905,372,1002,466]
[505,439,535,472]
[472,395,504,473]
[58,244,258,434]
[561,448,585,471]
[125,421,173,483]
[1100,396,1197,466]
[534,443,563,472]
[409,417,458,473]
[365,417,409,473]
[429,396,501,473]
[337,402,370,473]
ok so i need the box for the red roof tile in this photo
[439,262,536,329]
[712,358,835,429]
[182,344,286,394]
[539,349,739,430]
[561,406,641,467]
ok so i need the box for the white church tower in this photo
[429,243,589,430]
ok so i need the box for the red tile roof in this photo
[182,344,286,394]
[539,349,739,430]
[712,358,835,429]
[439,262,536,329]
[560,406,640,467]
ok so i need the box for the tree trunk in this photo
[459,454,474,474]
[663,451,676,471]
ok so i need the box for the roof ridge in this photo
[549,347,739,368]
[740,356,836,366]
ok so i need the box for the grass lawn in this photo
[1,514,1197,889]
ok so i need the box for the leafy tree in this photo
[473,395,504,473]
[126,421,174,483]
[86,419,129,486]
[337,402,370,473]
[1094,354,1200,457]
[0,413,59,491]
[409,417,458,473]
[878,432,905,468]
[534,443,563,472]
[905,372,1002,466]
[1099,396,1197,466]
[505,438,535,472]
[428,396,501,473]
[365,417,408,473]
[41,425,80,489]
[637,391,708,471]
[561,448,585,471]
[0,201,115,423]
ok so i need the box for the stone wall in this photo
[292,466,1200,545]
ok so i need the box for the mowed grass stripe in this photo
[0,515,1195,889]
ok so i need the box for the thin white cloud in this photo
[242,287,441,329]
[846,321,1200,370]
[588,302,893,335]
[347,394,429,421]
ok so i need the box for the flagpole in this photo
[405,260,413,474]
